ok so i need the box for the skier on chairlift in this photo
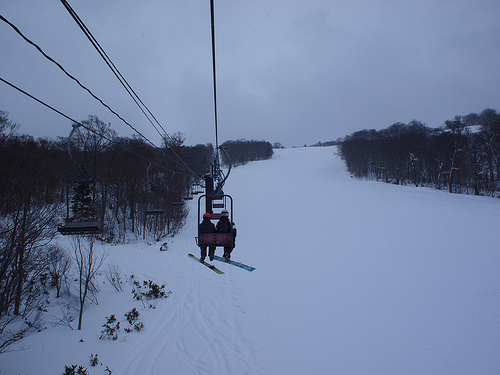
[216,209,236,261]
[199,213,216,262]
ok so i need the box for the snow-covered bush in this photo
[63,364,88,375]
[124,307,144,332]
[99,315,120,340]
[130,275,171,309]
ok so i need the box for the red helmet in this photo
[203,213,211,219]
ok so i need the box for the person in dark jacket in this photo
[199,212,216,262]
[216,210,236,261]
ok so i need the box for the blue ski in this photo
[213,255,256,272]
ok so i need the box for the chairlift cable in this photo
[59,0,165,137]
[2,7,203,180]
[208,0,233,191]
[215,146,231,191]
[0,76,193,177]
[210,0,219,152]
[59,0,201,179]
[0,14,155,149]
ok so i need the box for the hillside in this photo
[2,146,500,375]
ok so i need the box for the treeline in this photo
[338,108,500,196]
[221,139,273,166]
[0,114,213,243]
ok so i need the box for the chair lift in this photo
[194,3,237,250]
[195,193,234,248]
[192,183,204,195]
[182,188,194,200]
[144,162,165,215]
[143,162,168,239]
[57,124,105,235]
[169,171,185,206]
[182,176,195,200]
[170,188,185,206]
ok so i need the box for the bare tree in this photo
[71,236,106,330]
[104,262,123,291]
[72,115,117,181]
[0,202,56,353]
[46,244,71,298]
[163,131,186,150]
[444,118,467,193]
[0,110,19,136]
[0,200,57,318]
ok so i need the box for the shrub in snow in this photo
[63,364,88,375]
[130,275,171,308]
[124,308,144,332]
[104,262,123,291]
[99,315,120,340]
[90,353,99,366]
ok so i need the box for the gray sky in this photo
[1,0,499,147]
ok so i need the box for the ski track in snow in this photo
[2,146,500,375]
[113,210,265,375]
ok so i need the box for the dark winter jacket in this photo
[199,217,216,233]
[216,217,237,238]
[216,217,231,233]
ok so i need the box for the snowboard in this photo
[187,253,224,274]
[213,255,256,272]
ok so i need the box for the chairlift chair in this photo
[195,193,234,248]
[57,124,106,236]
[145,208,165,215]
[58,221,104,235]
[57,179,105,236]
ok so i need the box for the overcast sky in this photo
[1,0,499,147]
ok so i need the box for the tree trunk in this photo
[14,201,29,315]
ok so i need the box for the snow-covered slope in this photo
[2,146,500,374]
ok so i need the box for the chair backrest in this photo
[57,221,103,235]
[198,233,233,246]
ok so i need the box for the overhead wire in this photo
[209,0,219,152]
[59,0,202,179]
[0,76,192,177]
[59,0,165,138]
[0,13,192,176]
[209,0,231,191]
[1,11,202,179]
[0,14,155,149]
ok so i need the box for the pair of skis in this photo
[188,253,255,273]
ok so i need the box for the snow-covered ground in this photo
[2,146,500,374]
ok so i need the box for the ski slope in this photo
[2,146,500,374]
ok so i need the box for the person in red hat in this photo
[199,212,216,262]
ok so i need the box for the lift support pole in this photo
[204,175,214,216]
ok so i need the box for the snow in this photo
[2,146,500,374]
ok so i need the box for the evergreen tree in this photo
[70,175,96,221]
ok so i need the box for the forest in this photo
[0,111,273,348]
[221,139,274,166]
[338,108,500,197]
